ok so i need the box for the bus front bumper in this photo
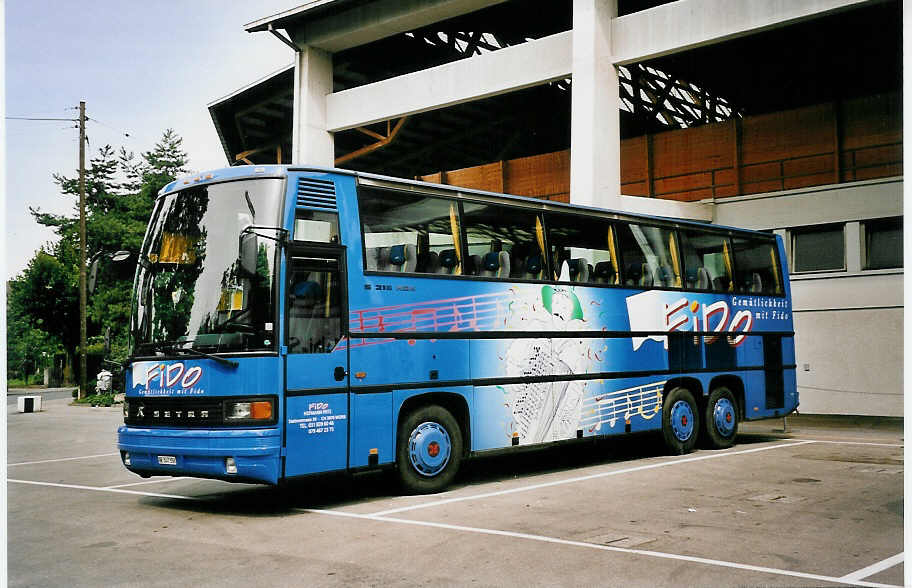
[117,426,282,485]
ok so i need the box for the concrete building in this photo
[208,0,902,416]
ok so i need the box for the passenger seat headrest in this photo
[417,251,440,273]
[525,254,542,274]
[594,261,614,280]
[389,244,406,266]
[483,251,500,271]
[439,249,458,269]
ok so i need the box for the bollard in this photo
[17,395,43,413]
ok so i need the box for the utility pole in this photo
[78,101,87,400]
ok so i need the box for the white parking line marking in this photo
[8,479,195,501]
[369,440,816,517]
[302,508,900,588]
[7,439,901,587]
[105,477,189,489]
[8,453,119,467]
[839,552,904,583]
[793,439,904,448]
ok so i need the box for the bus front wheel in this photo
[662,387,700,455]
[702,386,739,449]
[396,404,463,494]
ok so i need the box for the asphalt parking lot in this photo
[8,394,904,587]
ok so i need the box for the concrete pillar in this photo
[292,45,334,166]
[570,0,620,209]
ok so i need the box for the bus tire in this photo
[703,386,739,449]
[662,387,700,455]
[396,404,463,494]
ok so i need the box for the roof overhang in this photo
[245,0,509,53]
[207,64,296,165]
[245,0,359,33]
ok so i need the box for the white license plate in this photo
[157,455,177,465]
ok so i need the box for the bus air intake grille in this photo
[297,178,337,211]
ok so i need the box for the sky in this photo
[4,0,299,277]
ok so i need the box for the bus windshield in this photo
[131,178,283,355]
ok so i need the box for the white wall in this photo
[792,306,901,416]
[714,178,903,416]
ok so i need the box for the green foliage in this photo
[141,129,189,200]
[74,392,117,406]
[8,130,189,379]
[6,264,63,383]
[9,252,78,350]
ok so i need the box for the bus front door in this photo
[283,249,349,477]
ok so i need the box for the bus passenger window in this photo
[679,230,733,292]
[288,260,342,354]
[461,203,544,280]
[359,188,462,275]
[731,237,783,295]
[616,223,682,288]
[545,213,618,284]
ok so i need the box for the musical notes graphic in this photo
[346,291,518,349]
[580,380,666,432]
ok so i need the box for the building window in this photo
[863,217,903,270]
[791,224,845,273]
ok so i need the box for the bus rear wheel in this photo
[703,387,739,449]
[396,404,463,494]
[662,387,700,455]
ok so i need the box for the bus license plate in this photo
[157,455,177,465]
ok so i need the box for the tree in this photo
[141,129,189,200]
[11,251,79,351]
[6,276,60,384]
[14,129,189,381]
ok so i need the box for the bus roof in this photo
[161,164,774,238]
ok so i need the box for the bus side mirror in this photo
[239,231,258,277]
[89,250,134,294]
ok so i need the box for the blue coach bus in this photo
[118,165,798,493]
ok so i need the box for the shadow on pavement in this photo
[137,430,796,517]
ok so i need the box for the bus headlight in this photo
[224,399,274,422]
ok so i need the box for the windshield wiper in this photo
[171,346,239,369]
[141,340,239,369]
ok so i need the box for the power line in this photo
[6,116,78,121]
[7,114,138,144]
[86,117,131,138]
[10,111,159,149]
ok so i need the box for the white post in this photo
[292,45,334,166]
[570,0,620,209]
[845,221,862,272]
